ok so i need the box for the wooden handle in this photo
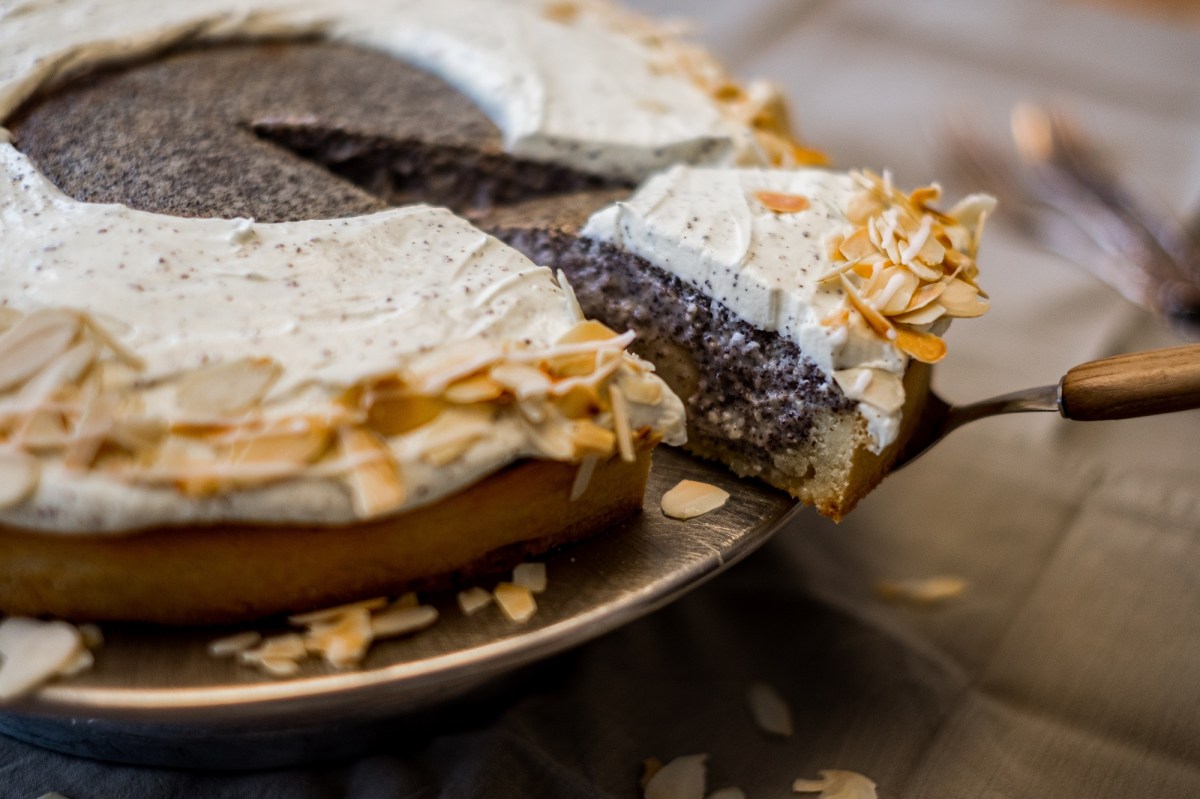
[1060,343,1200,421]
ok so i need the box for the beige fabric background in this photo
[3,0,1198,796]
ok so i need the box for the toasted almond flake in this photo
[413,408,493,466]
[230,424,329,466]
[661,480,730,520]
[513,562,548,594]
[0,449,40,509]
[494,582,537,623]
[876,576,968,605]
[708,789,747,799]
[792,770,877,798]
[755,190,811,214]
[894,328,947,364]
[557,319,619,345]
[15,410,69,450]
[839,274,894,340]
[63,391,118,469]
[899,215,934,264]
[618,373,664,405]
[288,596,388,626]
[81,314,145,370]
[570,454,600,501]
[833,368,905,414]
[490,362,552,399]
[77,623,103,650]
[207,630,263,657]
[640,758,665,790]
[571,418,616,457]
[391,591,419,609]
[845,191,885,225]
[443,374,504,404]
[0,617,85,701]
[892,302,946,326]
[371,604,438,639]
[309,607,374,669]
[58,647,94,678]
[337,427,406,517]
[556,269,586,322]
[175,356,282,416]
[873,269,920,315]
[258,657,301,678]
[12,339,97,413]
[457,586,493,616]
[936,278,989,318]
[0,309,81,393]
[645,753,707,799]
[747,682,794,737]
[608,384,635,463]
[366,392,444,436]
[838,228,876,261]
[243,633,307,663]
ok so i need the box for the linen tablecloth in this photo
[4,0,1199,795]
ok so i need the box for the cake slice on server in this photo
[486,166,994,519]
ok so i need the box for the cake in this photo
[0,0,989,627]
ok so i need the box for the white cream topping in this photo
[0,146,686,533]
[0,0,759,180]
[582,166,911,449]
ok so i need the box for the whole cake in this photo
[0,0,989,626]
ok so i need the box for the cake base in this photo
[0,451,652,625]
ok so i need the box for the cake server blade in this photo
[891,342,1200,471]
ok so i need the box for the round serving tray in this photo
[0,447,797,769]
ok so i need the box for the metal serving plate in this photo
[0,448,797,769]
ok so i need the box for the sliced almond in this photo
[839,274,894,340]
[838,228,877,261]
[618,372,664,405]
[371,604,439,639]
[176,357,282,416]
[81,314,145,370]
[570,418,616,457]
[894,328,947,364]
[257,657,302,678]
[644,753,707,799]
[608,384,635,463]
[366,393,444,436]
[493,582,537,623]
[876,576,968,605]
[661,480,730,520]
[792,769,878,798]
[0,449,40,509]
[755,190,811,214]
[570,454,599,501]
[892,302,946,327]
[556,319,619,345]
[288,596,389,626]
[936,278,989,318]
[230,424,329,466]
[457,586,493,616]
[443,374,504,404]
[845,191,885,225]
[15,410,70,450]
[207,631,263,658]
[872,268,920,316]
[490,362,552,400]
[337,427,406,517]
[833,368,905,413]
[0,617,85,701]
[307,607,373,669]
[0,309,81,393]
[747,682,794,737]
[512,562,548,594]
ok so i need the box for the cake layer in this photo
[0,448,653,624]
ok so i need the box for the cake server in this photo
[892,342,1200,470]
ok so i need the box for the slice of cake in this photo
[485,166,993,518]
